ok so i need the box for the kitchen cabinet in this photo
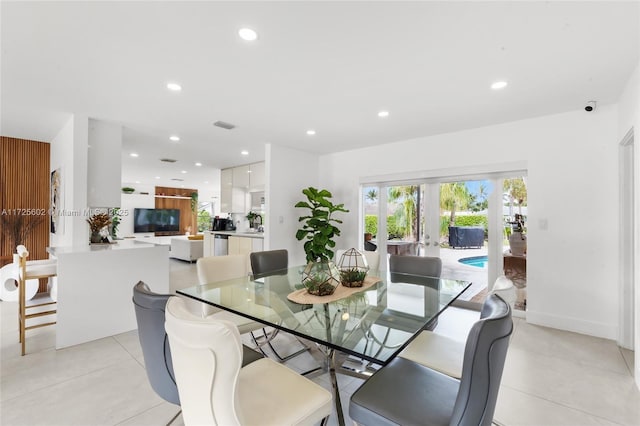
[228,236,252,255]
[249,162,265,191]
[220,168,245,213]
[221,162,265,214]
[233,165,251,189]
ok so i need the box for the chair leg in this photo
[166,409,181,426]
[320,415,330,426]
[250,328,311,362]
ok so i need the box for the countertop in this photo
[47,239,167,255]
[208,230,265,239]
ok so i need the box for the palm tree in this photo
[365,189,378,203]
[388,185,419,241]
[504,178,527,215]
[440,182,470,226]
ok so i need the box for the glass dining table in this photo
[177,266,471,425]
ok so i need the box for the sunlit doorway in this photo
[361,172,527,312]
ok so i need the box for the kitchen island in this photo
[47,240,169,349]
[203,231,264,257]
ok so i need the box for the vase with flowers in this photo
[87,213,112,243]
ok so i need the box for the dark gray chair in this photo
[349,294,513,426]
[249,249,288,278]
[132,281,263,424]
[249,250,311,363]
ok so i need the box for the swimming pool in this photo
[458,255,488,268]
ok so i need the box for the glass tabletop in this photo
[177,266,471,365]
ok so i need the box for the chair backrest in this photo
[489,275,517,309]
[249,249,288,278]
[196,254,249,285]
[389,254,442,278]
[165,296,244,426]
[132,281,180,405]
[450,294,513,426]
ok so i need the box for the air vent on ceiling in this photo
[160,158,177,163]
[213,121,236,130]
[170,178,184,182]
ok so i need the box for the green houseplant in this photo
[295,187,349,295]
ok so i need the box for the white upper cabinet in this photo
[233,165,251,190]
[220,162,265,213]
[249,162,265,191]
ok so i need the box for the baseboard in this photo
[526,309,617,340]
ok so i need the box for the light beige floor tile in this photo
[1,358,163,426]
[510,321,630,375]
[117,401,182,426]
[1,336,132,401]
[1,326,56,361]
[113,329,143,359]
[501,347,640,425]
[620,347,635,375]
[495,385,622,426]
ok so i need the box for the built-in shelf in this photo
[154,195,191,199]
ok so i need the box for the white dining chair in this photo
[164,296,332,426]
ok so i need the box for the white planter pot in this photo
[509,232,527,256]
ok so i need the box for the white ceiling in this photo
[2,1,638,201]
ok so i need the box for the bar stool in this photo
[17,245,57,356]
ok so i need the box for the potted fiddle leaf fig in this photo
[295,187,349,295]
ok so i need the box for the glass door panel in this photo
[437,180,492,304]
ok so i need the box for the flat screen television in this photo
[133,208,180,233]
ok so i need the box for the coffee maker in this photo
[212,217,235,231]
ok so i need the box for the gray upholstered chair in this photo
[164,296,332,426]
[399,275,517,379]
[132,281,263,424]
[389,254,442,278]
[389,254,442,330]
[249,249,311,362]
[349,294,513,426]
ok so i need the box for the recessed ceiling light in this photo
[166,82,182,91]
[238,28,258,41]
[241,150,249,155]
[130,152,139,157]
[195,162,202,167]
[204,181,209,184]
[306,130,316,136]
[169,135,180,142]
[181,170,187,174]
[491,81,508,90]
[378,111,390,118]
[155,176,161,179]
[135,181,140,184]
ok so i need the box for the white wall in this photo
[49,114,89,248]
[617,61,640,387]
[319,106,620,340]
[265,143,319,266]
[87,119,122,208]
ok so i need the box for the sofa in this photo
[448,226,484,249]
[170,237,204,262]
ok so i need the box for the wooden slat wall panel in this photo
[154,186,197,235]
[0,137,51,291]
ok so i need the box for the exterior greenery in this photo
[197,209,211,232]
[295,187,349,263]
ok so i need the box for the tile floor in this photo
[1,259,638,425]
